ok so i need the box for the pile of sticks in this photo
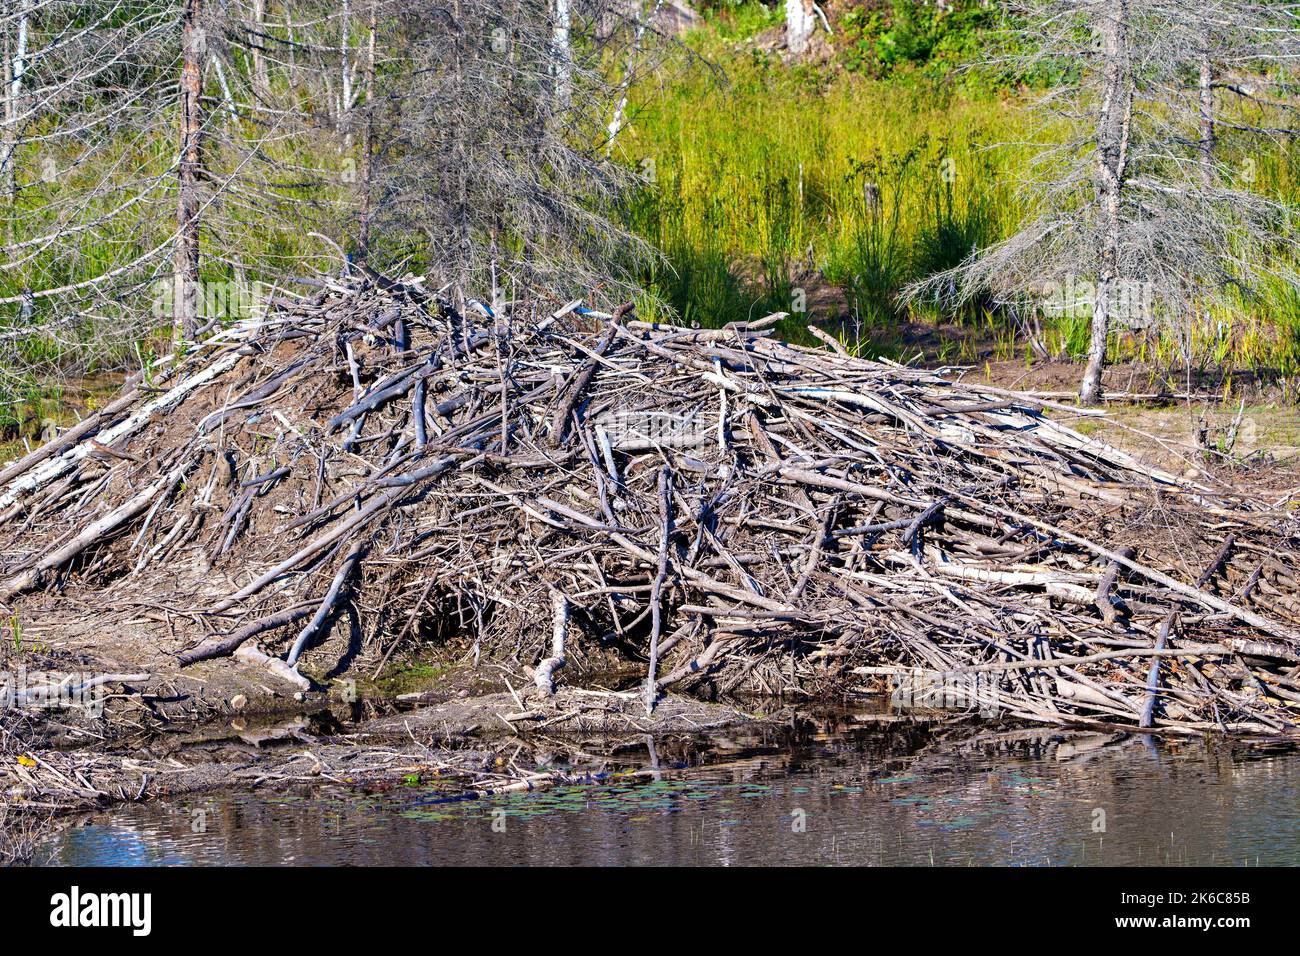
[2,271,1298,734]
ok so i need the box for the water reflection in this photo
[40,718,1300,866]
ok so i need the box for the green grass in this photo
[695,0,784,43]
[0,4,1297,406]
[622,53,1022,343]
[621,20,1300,382]
[369,661,453,697]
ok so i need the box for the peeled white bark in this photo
[1081,0,1132,406]
[553,0,571,104]
[252,0,268,97]
[606,0,662,156]
[2,0,29,199]
[533,589,568,696]
[785,0,814,57]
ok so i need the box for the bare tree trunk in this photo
[606,0,661,157]
[533,589,567,696]
[785,0,814,57]
[1080,0,1132,406]
[212,55,237,121]
[450,0,469,296]
[3,12,11,202]
[252,0,268,99]
[553,0,570,106]
[357,1,376,259]
[174,0,204,341]
[2,0,29,203]
[1198,27,1215,187]
[286,11,296,86]
[340,0,352,144]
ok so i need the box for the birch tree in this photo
[1,0,29,201]
[606,0,661,156]
[553,0,571,105]
[785,0,814,56]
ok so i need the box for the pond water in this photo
[38,715,1300,866]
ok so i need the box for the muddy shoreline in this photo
[10,662,1299,867]
[29,705,1300,868]
[1,663,812,819]
[5,671,975,866]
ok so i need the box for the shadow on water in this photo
[37,712,1300,866]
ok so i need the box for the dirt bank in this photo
[1,679,791,817]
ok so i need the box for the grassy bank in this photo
[623,7,1300,387]
[2,1,1299,435]
[625,60,1020,347]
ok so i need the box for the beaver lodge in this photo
[1,270,1299,737]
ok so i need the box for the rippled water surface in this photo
[39,718,1300,866]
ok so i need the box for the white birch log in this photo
[534,589,568,695]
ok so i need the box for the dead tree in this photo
[361,0,652,301]
[606,0,662,157]
[911,0,1300,404]
[252,0,269,97]
[0,1,356,372]
[0,1,661,382]
[1079,0,1131,405]
[1,0,29,202]
[1199,22,1215,186]
[175,0,205,342]
[1186,3,1300,185]
[357,0,377,257]
[554,0,572,106]
[0,1,184,368]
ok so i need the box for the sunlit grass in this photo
[623,40,1300,383]
[623,58,1022,339]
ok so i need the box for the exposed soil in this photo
[3,682,787,816]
